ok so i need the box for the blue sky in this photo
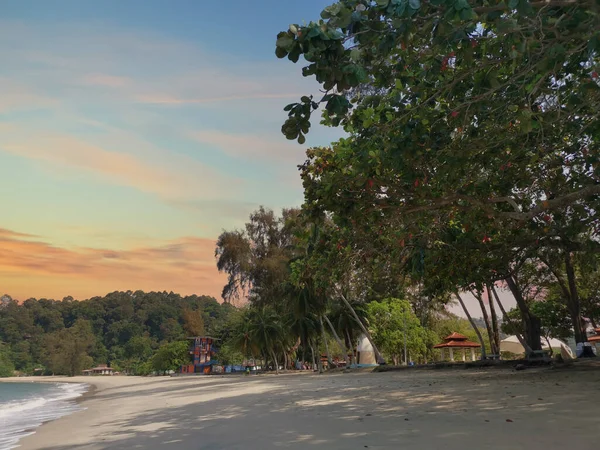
[0,0,341,301]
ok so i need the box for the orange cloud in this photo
[0,228,228,301]
[0,128,242,203]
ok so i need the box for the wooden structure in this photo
[588,328,600,352]
[83,364,115,376]
[434,332,481,362]
[180,336,217,374]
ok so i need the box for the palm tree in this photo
[328,300,368,365]
[245,307,286,374]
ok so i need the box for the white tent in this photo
[500,335,574,358]
[356,335,376,365]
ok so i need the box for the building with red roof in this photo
[434,332,481,362]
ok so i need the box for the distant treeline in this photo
[0,291,236,376]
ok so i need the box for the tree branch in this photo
[499,184,600,221]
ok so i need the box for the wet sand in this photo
[8,364,600,449]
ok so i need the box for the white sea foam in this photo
[0,382,88,450]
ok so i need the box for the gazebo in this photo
[434,332,481,362]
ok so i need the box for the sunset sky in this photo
[0,1,515,316]
[0,0,340,301]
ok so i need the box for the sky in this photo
[0,0,340,301]
[0,0,515,318]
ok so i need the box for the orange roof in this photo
[444,332,469,341]
[588,335,600,342]
[434,339,481,348]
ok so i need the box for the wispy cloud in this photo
[136,92,303,105]
[0,228,227,301]
[0,228,38,239]
[191,129,304,163]
[0,21,311,112]
[0,126,243,204]
[0,77,55,113]
[81,73,131,88]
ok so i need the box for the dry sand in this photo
[6,364,600,450]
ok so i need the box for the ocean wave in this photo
[0,382,89,450]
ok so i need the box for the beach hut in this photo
[82,364,115,376]
[180,336,218,374]
[434,332,481,362]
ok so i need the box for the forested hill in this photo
[0,291,235,376]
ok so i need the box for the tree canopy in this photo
[276,0,600,353]
[0,291,233,376]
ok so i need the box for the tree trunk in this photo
[564,252,589,347]
[505,277,542,352]
[472,289,497,355]
[345,329,356,366]
[455,292,487,359]
[291,337,301,353]
[319,316,333,369]
[301,341,306,369]
[309,340,317,371]
[338,291,385,364]
[271,349,279,374]
[544,336,554,356]
[490,285,532,354]
[486,285,501,356]
[324,316,350,365]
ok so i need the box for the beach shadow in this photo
[39,368,600,450]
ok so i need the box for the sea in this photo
[0,382,88,450]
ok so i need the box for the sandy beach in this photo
[5,365,600,450]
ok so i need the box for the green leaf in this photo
[275,47,288,59]
[508,0,519,9]
[409,0,421,9]
[307,26,321,39]
[459,8,473,20]
[288,46,301,63]
[276,33,295,51]
[298,134,306,145]
[454,0,469,11]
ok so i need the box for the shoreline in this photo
[0,378,93,450]
[3,366,600,449]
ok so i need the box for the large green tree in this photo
[45,320,96,376]
[151,341,191,374]
[216,207,301,305]
[366,298,430,364]
[277,0,600,351]
[0,342,15,377]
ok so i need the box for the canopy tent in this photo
[500,335,574,358]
